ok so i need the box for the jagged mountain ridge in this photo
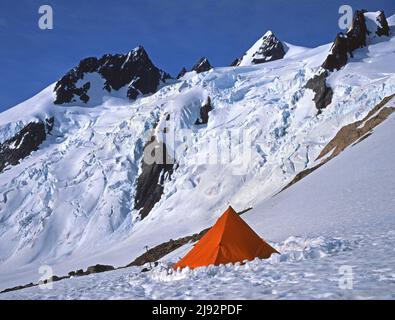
[54,46,171,105]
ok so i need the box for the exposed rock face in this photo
[195,96,213,125]
[230,58,240,67]
[321,34,350,71]
[1,283,35,294]
[127,229,209,267]
[86,264,115,274]
[0,118,54,173]
[313,10,391,110]
[1,263,116,293]
[251,31,286,64]
[376,10,390,36]
[281,163,324,192]
[346,10,369,52]
[234,31,286,66]
[54,46,171,104]
[176,67,187,79]
[134,126,174,220]
[322,10,390,71]
[305,71,334,112]
[191,57,212,73]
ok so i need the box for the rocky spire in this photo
[176,67,187,79]
[191,57,212,74]
[322,10,390,71]
[376,10,390,36]
[233,31,286,66]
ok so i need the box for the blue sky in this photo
[0,0,394,112]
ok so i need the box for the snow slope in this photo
[0,12,395,293]
[2,109,395,299]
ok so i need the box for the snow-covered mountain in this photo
[0,10,395,297]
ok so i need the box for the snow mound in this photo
[152,235,355,282]
[2,230,394,299]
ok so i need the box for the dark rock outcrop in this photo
[322,10,390,71]
[1,263,114,293]
[195,96,213,125]
[281,163,324,192]
[305,71,333,112]
[134,123,175,220]
[234,31,286,66]
[251,31,286,64]
[191,57,212,74]
[176,67,187,79]
[312,10,391,110]
[321,34,350,71]
[75,269,84,276]
[376,10,390,36]
[1,283,35,293]
[0,118,54,173]
[54,46,171,104]
[230,58,240,67]
[86,264,115,274]
[346,10,369,53]
[43,275,68,283]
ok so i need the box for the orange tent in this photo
[173,206,279,270]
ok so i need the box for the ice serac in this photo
[54,46,171,104]
[234,31,286,66]
[322,10,390,71]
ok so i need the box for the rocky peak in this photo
[233,30,286,66]
[252,31,285,64]
[176,67,187,79]
[191,57,212,74]
[54,46,171,105]
[322,10,390,71]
